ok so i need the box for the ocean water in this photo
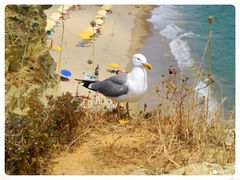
[142,5,235,114]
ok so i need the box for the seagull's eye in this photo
[137,58,140,61]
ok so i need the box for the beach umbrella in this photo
[100,5,112,11]
[95,14,104,19]
[79,30,94,36]
[97,10,107,16]
[50,12,62,20]
[108,63,120,69]
[60,69,72,77]
[94,19,104,25]
[57,6,68,13]
[45,26,52,32]
[47,45,62,51]
[63,5,72,10]
[46,19,56,30]
[53,45,62,51]
[79,31,91,40]
[85,27,97,34]
[47,19,56,26]
[85,30,94,36]
[46,24,53,31]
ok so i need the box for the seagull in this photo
[80,53,152,117]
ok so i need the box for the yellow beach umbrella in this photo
[95,14,104,19]
[52,45,62,51]
[79,31,91,40]
[46,19,55,31]
[85,30,94,36]
[50,12,62,20]
[85,27,97,34]
[47,45,62,51]
[97,10,107,16]
[46,25,53,31]
[47,19,56,27]
[95,19,104,25]
[108,63,120,69]
[101,5,112,11]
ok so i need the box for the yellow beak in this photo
[143,63,152,70]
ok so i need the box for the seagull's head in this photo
[132,54,152,70]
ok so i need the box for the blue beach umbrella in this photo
[60,69,72,77]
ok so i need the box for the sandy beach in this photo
[44,5,154,111]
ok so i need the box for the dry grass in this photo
[5,74,235,175]
[91,75,235,174]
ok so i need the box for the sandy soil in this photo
[51,121,157,175]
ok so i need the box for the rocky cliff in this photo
[5,5,57,114]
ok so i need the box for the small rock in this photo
[168,162,235,175]
[130,168,148,175]
[169,168,185,175]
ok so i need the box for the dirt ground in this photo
[50,119,158,175]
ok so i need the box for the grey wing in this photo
[90,74,128,97]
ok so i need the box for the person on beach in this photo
[169,65,177,76]
[94,65,100,79]
[116,70,124,75]
[97,29,102,35]
[107,9,113,14]
[50,38,53,48]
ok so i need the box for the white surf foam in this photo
[160,23,183,40]
[148,5,179,30]
[195,79,218,113]
[169,37,192,69]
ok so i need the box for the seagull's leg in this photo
[116,102,121,120]
[126,102,130,118]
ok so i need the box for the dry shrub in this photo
[93,75,234,175]
[5,92,88,174]
[5,99,54,175]
[142,75,235,174]
[46,93,86,145]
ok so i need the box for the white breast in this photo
[110,67,148,102]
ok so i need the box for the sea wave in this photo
[148,5,179,30]
[179,32,196,38]
[195,79,218,112]
[160,23,183,40]
[169,36,192,69]
[159,23,194,70]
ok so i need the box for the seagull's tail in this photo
[80,80,97,91]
